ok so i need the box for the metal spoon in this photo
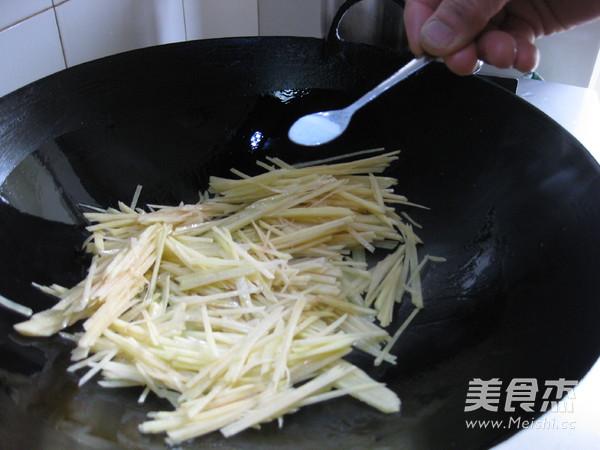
[288,56,433,146]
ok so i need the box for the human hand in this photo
[404,0,600,75]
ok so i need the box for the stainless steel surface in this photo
[321,0,406,49]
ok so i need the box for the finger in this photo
[476,30,517,68]
[404,0,441,55]
[497,16,539,72]
[513,38,539,72]
[499,15,537,42]
[443,42,480,75]
[419,0,510,56]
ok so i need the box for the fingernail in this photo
[421,19,456,49]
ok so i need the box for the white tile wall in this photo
[183,0,258,40]
[0,9,65,97]
[0,0,53,31]
[1,0,599,99]
[257,0,321,37]
[55,0,185,67]
[0,0,265,97]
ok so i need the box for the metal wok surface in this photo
[0,37,599,449]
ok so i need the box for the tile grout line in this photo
[0,6,54,34]
[256,0,262,36]
[51,4,68,68]
[181,0,188,41]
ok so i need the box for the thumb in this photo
[420,0,509,55]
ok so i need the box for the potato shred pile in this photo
[15,150,439,444]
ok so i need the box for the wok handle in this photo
[323,0,407,56]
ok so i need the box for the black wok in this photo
[0,32,599,450]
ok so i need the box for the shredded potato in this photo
[14,149,441,444]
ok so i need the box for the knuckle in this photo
[443,0,501,29]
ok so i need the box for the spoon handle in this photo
[347,56,433,113]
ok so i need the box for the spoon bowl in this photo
[288,110,352,146]
[288,56,433,146]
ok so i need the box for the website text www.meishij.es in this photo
[465,415,576,430]
[463,377,578,430]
